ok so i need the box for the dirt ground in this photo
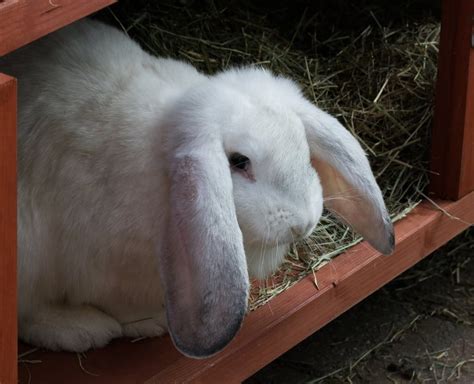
[246,228,474,384]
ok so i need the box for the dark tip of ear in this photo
[171,307,246,359]
[381,222,395,256]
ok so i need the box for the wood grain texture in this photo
[0,0,117,56]
[0,73,17,384]
[17,192,474,384]
[430,0,474,199]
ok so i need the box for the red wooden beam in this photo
[18,192,474,384]
[430,0,474,199]
[0,73,17,384]
[0,0,117,57]
[7,1,474,382]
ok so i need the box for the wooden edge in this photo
[460,45,474,196]
[430,0,474,199]
[0,0,116,56]
[18,192,474,384]
[0,73,17,384]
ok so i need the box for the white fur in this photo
[1,19,392,355]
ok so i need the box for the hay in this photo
[104,0,440,310]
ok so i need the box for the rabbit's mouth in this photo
[248,233,298,249]
[241,225,312,249]
[275,223,316,245]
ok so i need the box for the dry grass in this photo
[105,0,440,310]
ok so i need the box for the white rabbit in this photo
[1,19,394,358]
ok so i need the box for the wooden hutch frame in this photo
[1,0,473,382]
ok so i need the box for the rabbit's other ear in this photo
[162,139,249,359]
[297,101,394,255]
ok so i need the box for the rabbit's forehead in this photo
[227,105,309,153]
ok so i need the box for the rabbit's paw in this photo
[19,305,122,352]
[122,314,167,339]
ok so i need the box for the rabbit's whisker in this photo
[259,223,271,277]
[284,219,297,245]
[323,192,363,203]
[325,206,353,231]
[274,236,280,273]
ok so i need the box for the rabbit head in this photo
[159,67,394,358]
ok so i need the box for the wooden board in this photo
[0,0,117,56]
[0,73,17,384]
[430,0,474,199]
[7,1,474,382]
[17,192,474,384]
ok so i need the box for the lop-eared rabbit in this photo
[1,19,394,358]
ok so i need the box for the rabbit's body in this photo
[8,20,204,350]
[4,19,394,356]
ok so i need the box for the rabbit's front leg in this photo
[19,305,122,352]
[121,310,168,339]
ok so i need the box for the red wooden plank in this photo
[0,0,117,56]
[0,73,17,384]
[18,192,474,384]
[459,46,474,196]
[430,0,474,199]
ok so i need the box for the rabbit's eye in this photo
[229,153,250,171]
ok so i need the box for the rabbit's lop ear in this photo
[162,139,249,359]
[298,101,394,255]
